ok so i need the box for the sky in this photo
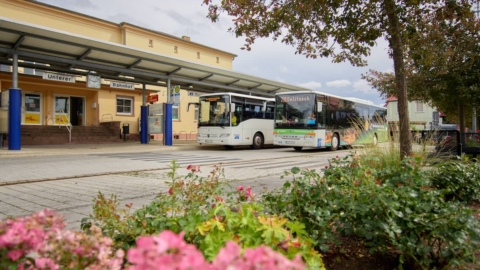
[37,0,394,106]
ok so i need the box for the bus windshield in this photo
[275,93,316,129]
[198,95,231,127]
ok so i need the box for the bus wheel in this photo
[224,145,234,150]
[373,134,378,146]
[293,147,303,151]
[329,134,339,151]
[251,133,264,149]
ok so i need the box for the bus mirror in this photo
[230,103,236,112]
[187,102,199,112]
[317,102,323,112]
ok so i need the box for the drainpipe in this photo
[119,23,126,45]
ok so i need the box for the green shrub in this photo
[430,160,480,203]
[82,161,230,250]
[261,154,480,269]
[82,161,324,268]
[197,202,325,269]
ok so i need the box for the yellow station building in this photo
[0,0,307,146]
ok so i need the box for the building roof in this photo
[386,96,398,102]
[26,0,237,57]
[0,16,311,97]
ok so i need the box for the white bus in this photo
[273,90,388,151]
[190,92,275,149]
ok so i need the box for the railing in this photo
[189,131,197,140]
[413,130,480,157]
[55,110,72,143]
[179,131,187,140]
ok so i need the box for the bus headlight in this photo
[219,134,231,138]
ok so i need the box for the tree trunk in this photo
[384,0,412,159]
[458,102,466,146]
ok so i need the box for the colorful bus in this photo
[273,90,387,151]
[191,92,275,149]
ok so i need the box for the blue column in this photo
[8,88,21,150]
[164,103,172,146]
[140,106,148,144]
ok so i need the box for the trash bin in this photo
[122,124,130,141]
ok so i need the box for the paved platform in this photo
[0,140,207,157]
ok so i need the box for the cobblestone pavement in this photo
[0,142,353,230]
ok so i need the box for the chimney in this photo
[182,35,190,41]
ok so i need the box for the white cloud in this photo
[38,0,392,106]
[326,79,351,88]
[353,79,377,94]
[275,77,286,83]
[298,81,322,89]
[279,66,288,73]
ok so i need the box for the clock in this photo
[87,74,101,89]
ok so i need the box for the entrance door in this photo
[70,96,85,126]
[22,93,42,125]
[54,96,69,125]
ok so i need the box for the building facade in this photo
[0,0,237,141]
[386,96,443,131]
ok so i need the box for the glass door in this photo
[54,96,70,125]
[22,93,42,125]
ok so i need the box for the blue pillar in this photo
[8,88,21,150]
[140,106,148,144]
[164,103,172,146]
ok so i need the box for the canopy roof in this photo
[0,17,310,97]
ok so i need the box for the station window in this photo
[174,46,178,53]
[197,52,200,59]
[216,57,219,63]
[416,101,424,112]
[194,106,199,122]
[149,39,153,47]
[117,96,134,115]
[172,103,179,120]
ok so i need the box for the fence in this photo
[412,130,480,157]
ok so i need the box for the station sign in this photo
[110,81,135,90]
[42,72,76,83]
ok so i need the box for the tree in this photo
[203,0,460,158]
[364,1,480,143]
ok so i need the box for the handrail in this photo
[56,110,72,142]
[101,113,113,122]
[179,131,187,140]
[189,131,197,140]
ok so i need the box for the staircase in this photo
[19,125,123,145]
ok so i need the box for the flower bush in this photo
[126,230,306,270]
[82,161,323,268]
[1,211,307,270]
[0,209,124,270]
[262,153,480,269]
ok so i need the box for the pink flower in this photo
[211,203,216,208]
[215,195,224,203]
[236,186,244,191]
[7,249,23,261]
[246,186,252,199]
[168,187,173,195]
[35,258,59,270]
[325,166,328,169]
[336,155,339,158]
